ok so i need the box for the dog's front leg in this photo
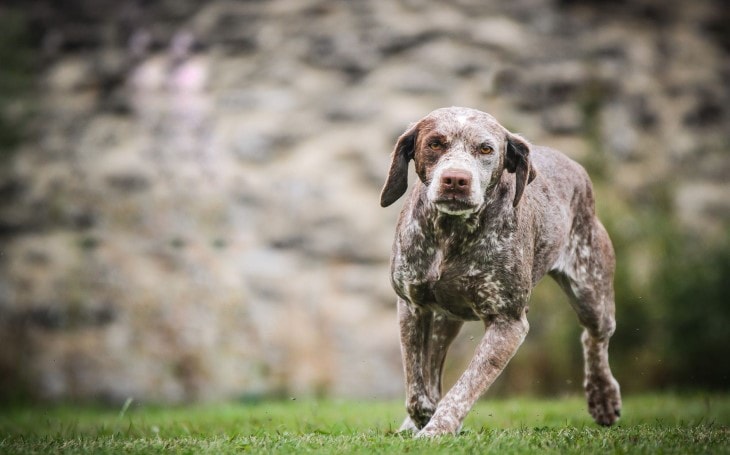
[417,311,529,437]
[397,298,436,431]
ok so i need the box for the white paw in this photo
[415,420,457,438]
[398,416,418,433]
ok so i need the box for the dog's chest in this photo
[394,246,509,320]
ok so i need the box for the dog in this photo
[380,107,621,437]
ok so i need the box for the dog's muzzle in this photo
[434,168,478,215]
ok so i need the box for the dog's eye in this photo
[429,142,444,151]
[479,144,494,155]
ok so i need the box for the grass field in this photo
[1,394,728,454]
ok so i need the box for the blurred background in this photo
[0,0,728,405]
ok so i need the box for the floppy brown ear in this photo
[380,123,419,207]
[505,132,537,208]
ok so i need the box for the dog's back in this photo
[518,146,603,284]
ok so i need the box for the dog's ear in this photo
[380,123,419,207]
[505,132,537,208]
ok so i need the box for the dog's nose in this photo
[441,169,472,196]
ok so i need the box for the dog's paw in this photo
[414,411,462,438]
[585,375,622,426]
[406,395,437,429]
[397,416,419,433]
[415,424,445,438]
[415,420,457,438]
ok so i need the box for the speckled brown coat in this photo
[381,107,621,437]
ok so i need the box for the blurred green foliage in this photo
[658,228,730,389]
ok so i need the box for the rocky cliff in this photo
[0,0,728,403]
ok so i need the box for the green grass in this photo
[1,394,728,453]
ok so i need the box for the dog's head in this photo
[380,107,537,214]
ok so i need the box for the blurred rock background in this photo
[0,0,728,404]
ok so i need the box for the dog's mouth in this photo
[433,197,478,215]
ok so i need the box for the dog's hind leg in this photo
[551,219,622,426]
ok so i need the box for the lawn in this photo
[1,394,728,454]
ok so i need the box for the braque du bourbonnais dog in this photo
[380,107,621,437]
